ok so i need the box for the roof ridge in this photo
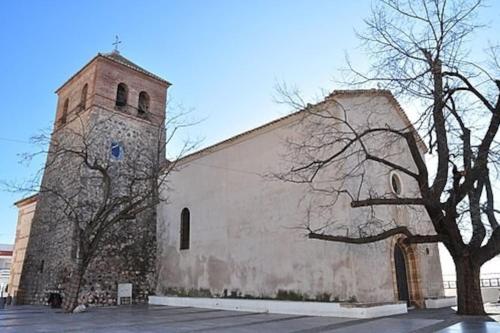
[173,89,426,165]
[326,88,392,98]
[14,193,39,206]
[328,89,426,151]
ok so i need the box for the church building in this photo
[10,52,445,310]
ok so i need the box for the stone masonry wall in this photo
[18,55,167,306]
[18,108,160,306]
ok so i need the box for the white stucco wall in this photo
[156,93,444,304]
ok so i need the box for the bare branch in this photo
[308,226,442,245]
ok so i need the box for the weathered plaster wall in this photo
[157,93,444,304]
[417,243,445,298]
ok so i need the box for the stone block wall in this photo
[17,52,168,307]
[18,101,163,307]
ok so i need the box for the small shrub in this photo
[315,292,332,302]
[347,296,358,303]
[276,290,306,301]
[162,287,211,298]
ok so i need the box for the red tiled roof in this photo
[56,51,170,93]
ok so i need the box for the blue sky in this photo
[0,0,499,281]
[0,0,375,244]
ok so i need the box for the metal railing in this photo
[444,278,500,289]
[0,269,9,278]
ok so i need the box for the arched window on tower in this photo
[180,208,190,250]
[60,98,69,125]
[80,83,88,111]
[115,83,128,108]
[138,91,150,117]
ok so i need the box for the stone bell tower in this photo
[17,50,170,305]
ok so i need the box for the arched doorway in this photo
[394,243,410,305]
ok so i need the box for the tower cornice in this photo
[55,53,170,94]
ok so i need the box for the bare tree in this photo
[9,109,197,312]
[276,0,499,315]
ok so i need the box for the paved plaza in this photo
[0,304,499,332]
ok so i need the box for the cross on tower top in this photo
[112,35,122,53]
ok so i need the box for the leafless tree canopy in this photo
[7,107,198,312]
[276,0,499,315]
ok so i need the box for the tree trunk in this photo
[62,264,85,313]
[455,255,485,315]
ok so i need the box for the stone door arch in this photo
[391,237,424,308]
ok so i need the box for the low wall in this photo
[148,296,407,319]
[445,288,500,303]
[425,297,456,309]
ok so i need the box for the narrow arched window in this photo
[115,83,128,108]
[180,208,190,250]
[138,91,150,117]
[60,98,69,125]
[80,83,88,111]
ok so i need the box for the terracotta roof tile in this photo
[13,193,38,207]
[56,52,170,93]
[99,51,170,85]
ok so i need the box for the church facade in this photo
[11,53,444,308]
[156,90,445,307]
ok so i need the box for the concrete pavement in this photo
[0,303,499,332]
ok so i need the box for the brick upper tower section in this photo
[53,51,170,129]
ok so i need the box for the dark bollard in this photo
[0,296,4,309]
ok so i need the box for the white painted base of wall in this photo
[424,297,457,309]
[148,296,407,319]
